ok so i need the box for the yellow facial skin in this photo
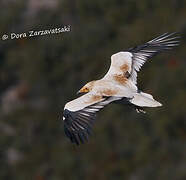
[77,81,95,94]
[78,87,89,94]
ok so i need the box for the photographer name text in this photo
[2,25,71,41]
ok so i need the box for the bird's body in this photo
[62,32,180,145]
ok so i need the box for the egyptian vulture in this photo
[62,32,180,145]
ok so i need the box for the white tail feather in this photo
[130,92,162,107]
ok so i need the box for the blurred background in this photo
[0,0,186,179]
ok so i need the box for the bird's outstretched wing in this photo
[128,32,180,84]
[62,93,119,145]
[104,32,180,85]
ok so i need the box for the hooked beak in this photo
[77,88,88,95]
[77,90,81,95]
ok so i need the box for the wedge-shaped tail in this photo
[129,91,162,107]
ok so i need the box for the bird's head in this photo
[77,81,95,94]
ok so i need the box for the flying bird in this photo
[62,32,180,145]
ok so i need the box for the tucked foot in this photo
[135,106,146,114]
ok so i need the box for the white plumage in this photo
[62,32,180,145]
